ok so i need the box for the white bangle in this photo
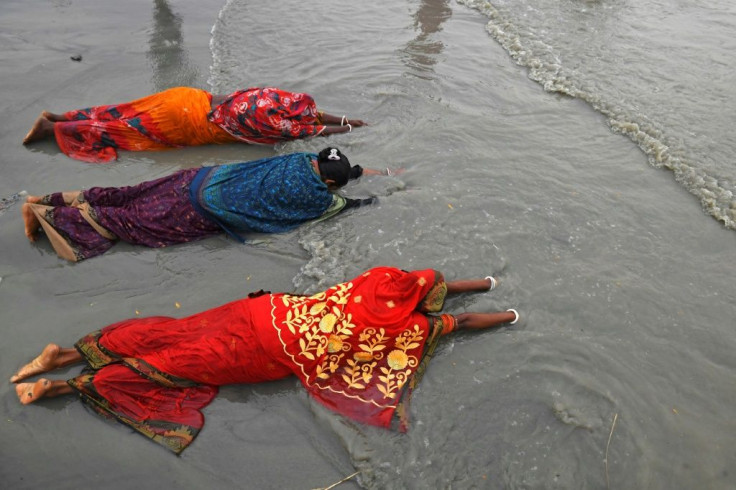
[346,123,352,133]
[341,115,347,126]
[385,168,391,176]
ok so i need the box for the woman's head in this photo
[317,147,363,189]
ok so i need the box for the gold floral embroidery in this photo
[280,283,355,362]
[276,279,426,403]
[395,324,424,352]
[376,324,423,399]
[387,350,408,370]
[310,302,327,315]
[357,327,389,358]
[341,358,377,389]
[327,334,343,353]
[353,352,373,362]
[319,313,337,333]
[281,291,325,335]
[316,352,345,380]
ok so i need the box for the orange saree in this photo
[53,87,237,163]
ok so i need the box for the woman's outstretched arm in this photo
[320,125,355,136]
[359,167,405,176]
[455,310,518,330]
[319,112,366,127]
[446,277,496,295]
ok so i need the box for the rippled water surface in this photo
[1,0,735,489]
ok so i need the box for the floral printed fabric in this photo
[208,87,326,145]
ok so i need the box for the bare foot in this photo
[15,379,54,405]
[21,202,41,242]
[23,115,54,144]
[25,195,43,204]
[10,344,60,382]
[15,378,73,404]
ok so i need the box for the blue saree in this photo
[189,152,340,241]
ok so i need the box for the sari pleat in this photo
[68,366,217,455]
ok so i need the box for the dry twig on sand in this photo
[605,413,619,489]
[313,470,361,490]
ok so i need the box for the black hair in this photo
[317,147,359,188]
[349,165,364,180]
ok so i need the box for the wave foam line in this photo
[458,0,736,230]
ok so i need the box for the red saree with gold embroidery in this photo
[69,267,455,453]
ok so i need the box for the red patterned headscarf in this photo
[208,87,326,145]
[264,267,448,428]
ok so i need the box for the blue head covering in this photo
[190,152,334,239]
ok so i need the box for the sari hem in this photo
[68,374,203,455]
[29,203,83,262]
[75,330,121,368]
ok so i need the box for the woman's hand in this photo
[384,167,405,176]
[360,167,405,176]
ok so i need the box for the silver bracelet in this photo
[341,115,347,126]
[385,168,391,176]
[346,123,352,133]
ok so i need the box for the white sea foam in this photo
[458,0,736,229]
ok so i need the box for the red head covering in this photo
[263,267,446,428]
[208,87,326,144]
